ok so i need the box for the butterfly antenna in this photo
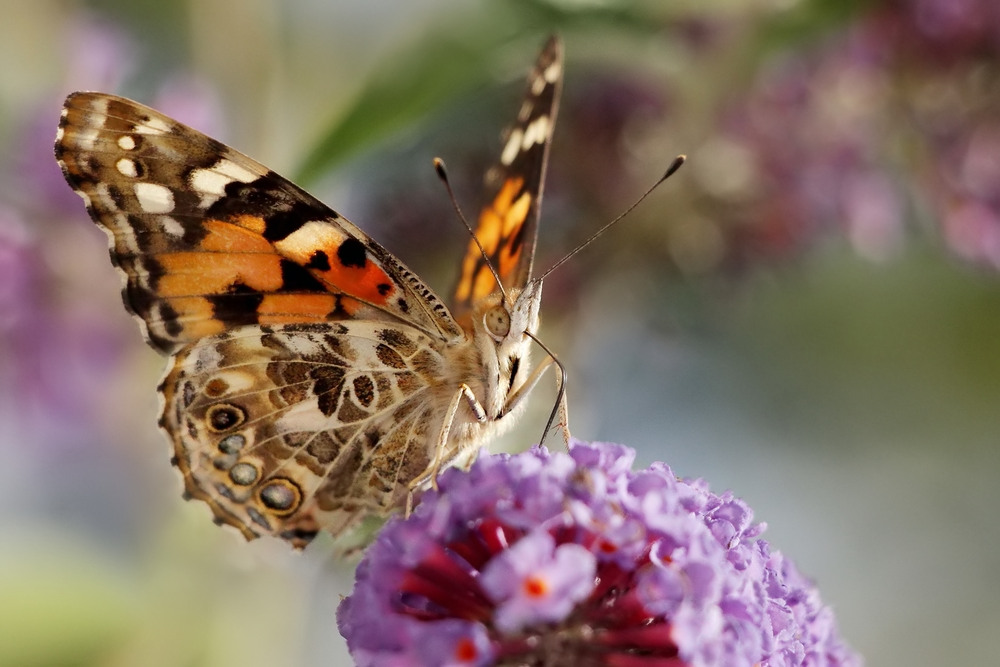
[526,331,568,447]
[539,155,686,281]
[434,158,508,301]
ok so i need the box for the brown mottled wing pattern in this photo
[161,322,447,548]
[55,92,462,354]
[452,35,562,315]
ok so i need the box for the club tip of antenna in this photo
[433,157,448,181]
[661,154,686,182]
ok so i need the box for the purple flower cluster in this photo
[338,441,859,666]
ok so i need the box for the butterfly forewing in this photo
[56,92,462,354]
[452,35,562,316]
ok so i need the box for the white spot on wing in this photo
[92,96,110,115]
[116,158,138,178]
[148,302,175,343]
[92,183,115,216]
[521,116,549,149]
[135,116,172,135]
[111,210,141,255]
[190,159,259,208]
[276,398,335,433]
[190,168,233,197]
[531,74,546,96]
[189,340,224,372]
[274,221,347,264]
[118,135,136,150]
[75,126,100,151]
[93,182,110,204]
[501,128,524,165]
[214,159,259,183]
[282,335,326,358]
[134,182,175,213]
[212,370,256,394]
[543,61,560,83]
[160,216,185,237]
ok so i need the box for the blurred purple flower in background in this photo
[700,0,1000,270]
[151,73,225,140]
[704,20,905,266]
[13,14,135,219]
[0,13,223,451]
[338,441,859,666]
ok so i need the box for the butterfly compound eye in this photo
[483,306,511,340]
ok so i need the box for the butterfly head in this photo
[466,278,543,408]
[488,279,542,341]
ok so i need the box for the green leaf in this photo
[295,34,513,185]
[292,1,665,185]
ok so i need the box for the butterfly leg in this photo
[502,354,571,446]
[405,383,487,516]
[430,384,486,489]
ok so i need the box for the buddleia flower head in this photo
[338,441,859,666]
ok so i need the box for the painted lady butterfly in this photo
[55,37,564,548]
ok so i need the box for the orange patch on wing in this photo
[157,252,285,297]
[200,218,272,252]
[228,214,268,235]
[482,176,524,254]
[502,190,531,237]
[314,245,395,306]
[256,294,336,324]
[454,253,477,303]
[497,191,532,280]
[454,176,526,303]
[476,212,503,256]
[271,223,396,307]
[471,267,496,303]
[339,296,363,316]
[161,296,227,337]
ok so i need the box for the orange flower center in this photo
[454,637,478,661]
[523,575,549,598]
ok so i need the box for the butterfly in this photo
[54,36,565,548]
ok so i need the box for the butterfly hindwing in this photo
[161,321,447,548]
[452,35,562,315]
[56,92,462,354]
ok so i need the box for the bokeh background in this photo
[3,0,1000,664]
